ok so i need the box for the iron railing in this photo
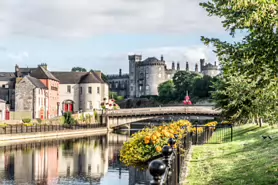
[148,124,233,185]
[0,123,107,135]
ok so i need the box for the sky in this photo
[0,0,242,74]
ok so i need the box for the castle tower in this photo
[161,55,164,61]
[172,62,175,70]
[119,69,122,77]
[195,63,198,72]
[200,59,205,72]
[186,62,189,71]
[177,62,180,71]
[128,54,142,98]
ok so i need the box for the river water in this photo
[0,130,153,185]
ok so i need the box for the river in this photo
[0,130,153,185]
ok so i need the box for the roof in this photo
[30,66,59,82]
[0,72,15,81]
[51,71,105,84]
[26,76,47,89]
[0,99,5,103]
[79,72,104,84]
[143,57,160,63]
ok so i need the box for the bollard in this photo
[149,160,166,185]
[168,138,176,148]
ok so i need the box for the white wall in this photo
[59,84,80,113]
[79,83,103,111]
[0,101,5,120]
[34,88,48,119]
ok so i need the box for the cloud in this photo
[92,45,217,74]
[7,51,29,62]
[0,0,224,38]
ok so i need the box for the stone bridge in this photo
[102,106,221,129]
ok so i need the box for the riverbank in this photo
[185,124,278,185]
[0,127,110,146]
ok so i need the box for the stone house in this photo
[51,71,109,114]
[15,76,48,119]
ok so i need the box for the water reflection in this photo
[0,133,132,185]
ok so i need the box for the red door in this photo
[5,110,10,120]
[69,104,73,112]
[64,104,68,112]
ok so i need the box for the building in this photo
[15,76,48,119]
[51,71,109,114]
[0,99,6,120]
[107,54,220,98]
[0,63,108,120]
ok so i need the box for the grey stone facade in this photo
[107,55,220,98]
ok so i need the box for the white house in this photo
[51,71,109,115]
[0,99,6,121]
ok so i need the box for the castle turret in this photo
[200,59,205,72]
[195,63,198,72]
[172,62,175,70]
[214,61,217,66]
[186,62,189,71]
[119,69,122,77]
[177,62,180,71]
[161,55,164,61]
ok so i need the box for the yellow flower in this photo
[156,146,162,153]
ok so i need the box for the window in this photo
[109,84,112,88]
[139,86,142,91]
[158,73,162,78]
[87,101,92,109]
[146,85,149,90]
[159,67,162,71]
[97,87,100,94]
[88,87,92,94]
[168,74,171,79]
[130,86,133,91]
[146,74,149,79]
[67,85,71,93]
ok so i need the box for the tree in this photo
[158,80,176,103]
[200,0,278,124]
[173,71,201,100]
[192,75,213,98]
[71,67,87,72]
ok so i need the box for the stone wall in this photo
[15,78,34,115]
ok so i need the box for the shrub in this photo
[94,111,99,122]
[0,123,8,128]
[22,118,31,123]
[36,118,42,124]
[85,114,92,123]
[120,120,192,167]
[23,123,33,127]
[63,112,76,125]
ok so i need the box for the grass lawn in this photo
[185,124,278,185]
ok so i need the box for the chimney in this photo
[39,63,48,70]
[177,62,180,70]
[186,62,189,71]
[119,69,122,76]
[172,62,175,70]
[161,55,164,61]
[94,71,102,79]
[195,63,198,72]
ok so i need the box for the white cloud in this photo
[7,51,29,62]
[0,0,224,38]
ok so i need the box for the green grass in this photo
[186,124,278,185]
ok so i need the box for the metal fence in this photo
[0,123,107,135]
[148,124,233,185]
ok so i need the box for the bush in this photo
[120,120,192,167]
[22,118,31,123]
[23,123,33,127]
[0,123,8,128]
[85,114,92,123]
[63,112,76,125]
[36,118,42,124]
[94,111,99,122]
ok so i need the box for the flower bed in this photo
[120,120,192,167]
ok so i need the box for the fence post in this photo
[149,160,166,185]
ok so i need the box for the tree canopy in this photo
[71,67,87,72]
[200,0,278,124]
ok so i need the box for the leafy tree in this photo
[71,67,87,72]
[158,80,176,103]
[173,71,201,100]
[200,0,278,124]
[192,75,213,98]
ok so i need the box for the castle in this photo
[107,54,220,98]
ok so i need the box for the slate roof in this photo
[26,76,47,89]
[51,71,105,84]
[30,66,59,82]
[143,57,160,63]
[0,72,15,81]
